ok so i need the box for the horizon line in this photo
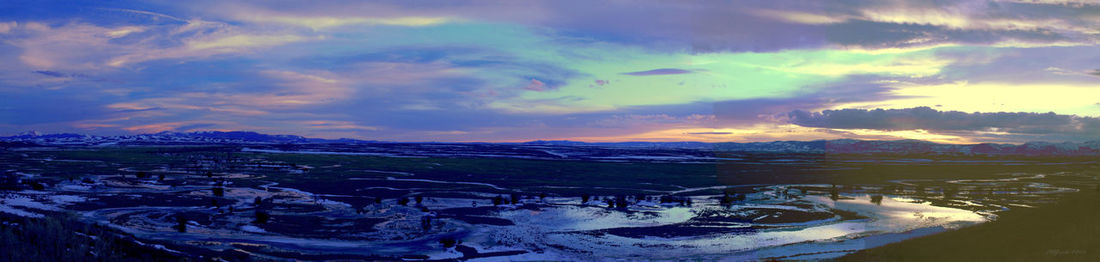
[4,129,1093,146]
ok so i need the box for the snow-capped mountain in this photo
[0,131,351,145]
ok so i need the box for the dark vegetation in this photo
[841,187,1100,261]
[590,223,760,238]
[2,145,1099,260]
[10,146,1098,198]
[0,213,185,262]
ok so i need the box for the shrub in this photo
[0,214,136,261]
[254,210,271,224]
[614,195,628,209]
[421,216,432,231]
[0,173,19,190]
[870,195,884,205]
[943,187,958,199]
[174,215,187,232]
[439,238,457,248]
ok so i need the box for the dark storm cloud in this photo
[33,70,89,79]
[788,107,1100,136]
[33,70,66,78]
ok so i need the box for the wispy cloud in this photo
[5,18,313,71]
[622,68,693,76]
[1,1,1099,143]
[239,15,457,30]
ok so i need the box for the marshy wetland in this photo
[2,144,1098,261]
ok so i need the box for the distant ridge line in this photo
[3,131,1100,156]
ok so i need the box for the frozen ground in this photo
[450,189,991,260]
[1,147,1088,261]
[0,180,1013,260]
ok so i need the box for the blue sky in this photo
[1,0,1099,143]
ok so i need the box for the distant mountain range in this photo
[0,131,369,145]
[4,131,1100,156]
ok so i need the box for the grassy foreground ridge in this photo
[840,186,1100,261]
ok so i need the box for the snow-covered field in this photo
[0,181,1000,260]
[1,161,1080,261]
[443,189,992,260]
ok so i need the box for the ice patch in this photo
[383,177,506,190]
[241,225,266,233]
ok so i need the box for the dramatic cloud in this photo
[788,107,1100,139]
[0,1,1098,143]
[158,0,1100,52]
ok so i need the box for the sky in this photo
[0,0,1098,144]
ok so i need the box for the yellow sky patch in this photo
[187,34,308,50]
[834,81,1100,117]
